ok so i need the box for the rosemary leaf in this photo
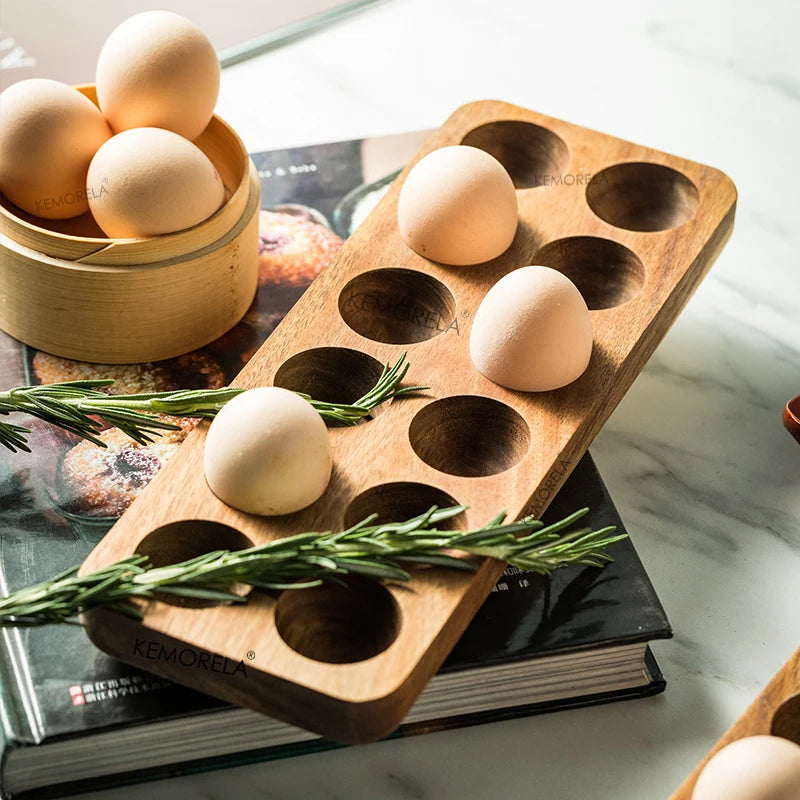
[156,587,245,602]
[396,554,477,570]
[0,353,424,453]
[0,506,625,628]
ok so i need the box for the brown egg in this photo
[96,11,220,141]
[397,145,518,265]
[692,735,800,800]
[86,128,225,238]
[0,79,111,219]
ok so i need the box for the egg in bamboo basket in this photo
[0,85,260,365]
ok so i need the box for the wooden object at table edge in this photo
[81,99,738,744]
[671,645,800,798]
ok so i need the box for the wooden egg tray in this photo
[81,100,737,744]
[671,645,800,797]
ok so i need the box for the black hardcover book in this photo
[0,133,671,800]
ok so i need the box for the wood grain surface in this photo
[80,99,738,743]
[671,646,800,798]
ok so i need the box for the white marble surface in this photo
[68,0,800,797]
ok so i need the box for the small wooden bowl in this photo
[784,395,800,445]
[0,86,260,364]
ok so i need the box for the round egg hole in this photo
[274,347,386,417]
[586,162,699,232]
[135,521,254,609]
[771,695,800,745]
[274,575,400,664]
[338,268,457,345]
[409,396,530,477]
[460,120,570,190]
[532,236,645,309]
[343,482,465,531]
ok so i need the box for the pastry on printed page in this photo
[31,350,225,393]
[257,209,343,288]
[59,417,198,517]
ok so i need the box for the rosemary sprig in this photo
[300,354,426,426]
[0,506,626,628]
[0,353,424,453]
[0,381,242,452]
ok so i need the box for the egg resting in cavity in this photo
[96,10,220,141]
[87,128,225,238]
[203,387,333,516]
[397,145,518,265]
[0,79,111,219]
[691,735,800,800]
[469,266,593,392]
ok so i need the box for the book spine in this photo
[0,338,40,796]
[0,621,47,798]
[0,623,45,745]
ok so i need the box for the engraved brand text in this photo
[526,459,572,517]
[343,291,459,334]
[527,172,608,187]
[133,638,248,678]
[35,185,107,212]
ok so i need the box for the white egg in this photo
[204,387,332,516]
[469,266,593,392]
[692,735,800,800]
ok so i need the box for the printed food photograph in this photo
[0,2,797,800]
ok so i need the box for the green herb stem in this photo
[0,353,424,453]
[0,506,626,628]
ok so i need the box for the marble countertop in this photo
[68,0,799,797]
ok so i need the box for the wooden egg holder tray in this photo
[82,100,737,744]
[672,645,800,797]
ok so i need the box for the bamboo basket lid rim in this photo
[0,84,252,264]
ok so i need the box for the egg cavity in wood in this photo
[0,79,112,219]
[96,10,220,141]
[203,387,333,516]
[397,145,518,265]
[86,127,225,238]
[469,265,593,392]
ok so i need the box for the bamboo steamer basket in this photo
[0,85,260,364]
